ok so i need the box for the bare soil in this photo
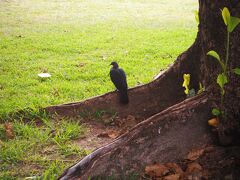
[74,114,140,152]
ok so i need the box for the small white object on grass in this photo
[38,73,51,78]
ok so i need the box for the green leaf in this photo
[207,50,225,71]
[228,16,240,32]
[212,108,221,116]
[207,50,220,61]
[197,82,205,94]
[233,68,240,75]
[217,73,228,94]
[222,7,230,26]
[194,10,199,23]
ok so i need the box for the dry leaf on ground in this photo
[165,163,183,174]
[163,174,181,180]
[97,130,119,139]
[208,118,219,127]
[145,163,169,178]
[186,148,204,161]
[107,130,120,139]
[186,162,202,173]
[4,122,15,139]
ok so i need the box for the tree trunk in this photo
[57,0,240,179]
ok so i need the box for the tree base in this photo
[59,93,215,179]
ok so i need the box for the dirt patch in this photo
[74,115,140,151]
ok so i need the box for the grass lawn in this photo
[0,0,198,178]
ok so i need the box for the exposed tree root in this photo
[59,93,213,179]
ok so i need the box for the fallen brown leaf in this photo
[186,162,202,173]
[163,174,181,180]
[4,122,15,139]
[186,148,204,161]
[208,118,219,127]
[97,130,119,139]
[145,163,169,178]
[107,130,120,139]
[165,163,183,174]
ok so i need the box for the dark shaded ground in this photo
[198,146,240,179]
[71,114,240,179]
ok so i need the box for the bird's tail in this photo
[119,89,129,104]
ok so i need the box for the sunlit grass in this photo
[0,0,198,117]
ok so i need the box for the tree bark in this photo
[58,0,240,179]
[59,94,214,179]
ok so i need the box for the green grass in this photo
[0,0,198,117]
[0,0,198,178]
[0,117,88,178]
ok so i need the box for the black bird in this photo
[110,62,129,104]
